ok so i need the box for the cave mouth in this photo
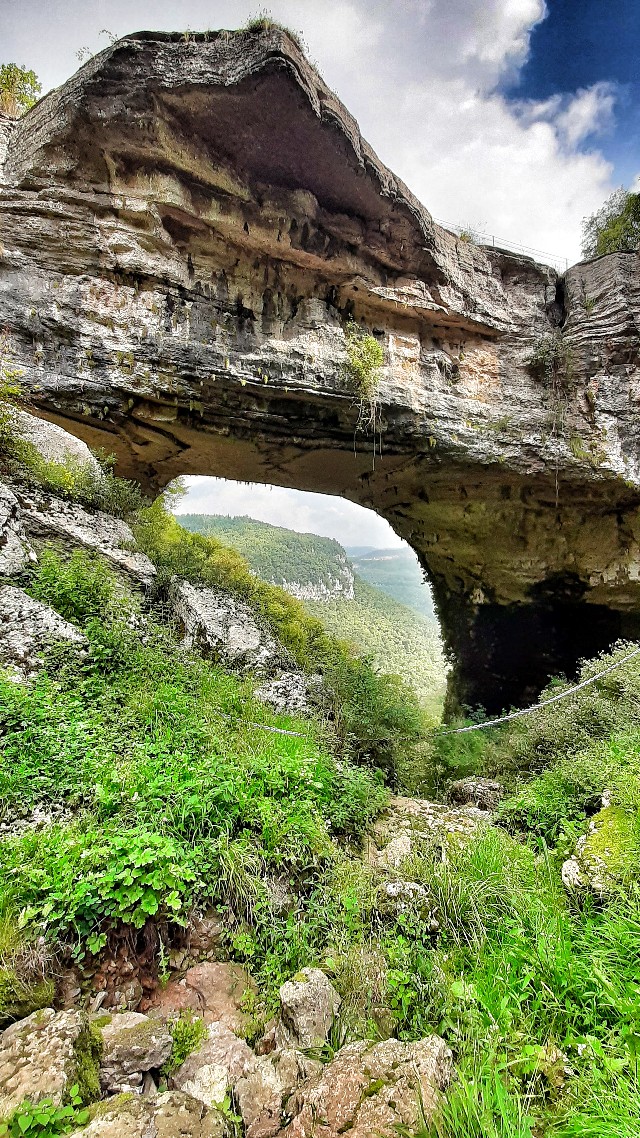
[169,475,447,718]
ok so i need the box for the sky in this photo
[173,477,405,549]
[2,0,638,265]
[2,0,637,545]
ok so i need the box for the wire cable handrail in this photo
[438,643,640,735]
[432,216,570,272]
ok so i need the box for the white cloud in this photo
[174,477,404,549]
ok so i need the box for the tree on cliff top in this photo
[581,187,640,259]
[0,63,41,116]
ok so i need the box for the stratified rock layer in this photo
[1,29,640,709]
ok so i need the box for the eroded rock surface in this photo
[282,1035,453,1137]
[0,482,33,574]
[147,962,256,1033]
[0,1009,86,1120]
[254,671,321,716]
[368,795,487,867]
[449,776,504,812]
[275,968,340,1051]
[98,1012,173,1093]
[170,579,285,673]
[11,482,155,585]
[1,28,640,709]
[68,1090,230,1138]
[0,583,86,678]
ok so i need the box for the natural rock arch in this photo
[1,27,640,712]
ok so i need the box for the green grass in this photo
[134,500,428,783]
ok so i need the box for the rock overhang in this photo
[0,26,639,712]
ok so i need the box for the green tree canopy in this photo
[581,187,640,259]
[0,63,41,116]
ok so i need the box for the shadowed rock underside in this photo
[1,27,640,710]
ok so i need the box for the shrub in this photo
[525,334,574,392]
[5,445,146,519]
[343,319,384,404]
[163,1014,207,1076]
[27,548,120,626]
[581,188,640,259]
[0,63,41,116]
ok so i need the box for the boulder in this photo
[169,580,285,674]
[561,805,637,897]
[12,483,155,585]
[0,1008,87,1120]
[146,962,256,1033]
[377,880,439,930]
[171,1021,255,1107]
[275,968,341,1051]
[367,795,487,867]
[171,1020,321,1138]
[0,481,34,575]
[0,584,86,678]
[281,1035,453,1137]
[67,1089,230,1138]
[449,777,504,812]
[98,1012,173,1093]
[254,672,321,716]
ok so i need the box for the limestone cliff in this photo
[0,26,639,710]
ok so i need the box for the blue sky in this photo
[509,0,640,190]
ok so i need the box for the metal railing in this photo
[433,217,570,273]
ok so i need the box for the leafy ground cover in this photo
[2,411,640,1132]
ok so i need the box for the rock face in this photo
[0,1009,87,1120]
[170,579,286,673]
[282,1035,452,1137]
[0,482,34,574]
[449,776,504,812]
[147,962,257,1034]
[367,795,487,867]
[68,1090,230,1138]
[275,968,341,1051]
[98,1012,173,1093]
[0,583,86,678]
[1,28,640,709]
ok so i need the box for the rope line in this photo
[438,644,640,736]
[216,709,309,739]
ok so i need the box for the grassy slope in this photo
[305,576,446,716]
[0,423,640,1133]
[176,513,446,712]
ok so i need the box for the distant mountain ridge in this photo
[177,514,355,601]
[346,546,436,619]
[176,513,445,711]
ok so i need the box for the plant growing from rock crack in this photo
[526,332,575,501]
[343,319,384,463]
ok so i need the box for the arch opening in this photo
[170,475,447,720]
